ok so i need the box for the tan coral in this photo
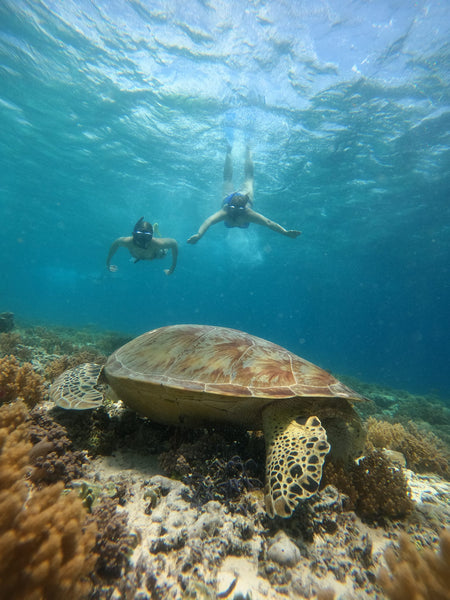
[0,401,97,600]
[366,417,450,478]
[378,530,450,600]
[0,355,46,408]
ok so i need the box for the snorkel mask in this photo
[223,192,250,211]
[132,217,153,248]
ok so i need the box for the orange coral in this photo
[0,401,97,600]
[378,530,450,600]
[0,355,46,408]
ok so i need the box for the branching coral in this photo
[0,401,97,600]
[0,355,46,408]
[378,530,450,600]
[366,417,450,478]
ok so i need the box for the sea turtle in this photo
[50,324,366,518]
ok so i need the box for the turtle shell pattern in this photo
[104,324,362,428]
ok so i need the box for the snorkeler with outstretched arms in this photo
[187,146,301,244]
[107,217,178,275]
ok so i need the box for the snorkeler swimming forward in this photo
[187,145,301,244]
[107,217,178,275]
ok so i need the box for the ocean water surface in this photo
[1,0,449,396]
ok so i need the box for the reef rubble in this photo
[79,447,450,600]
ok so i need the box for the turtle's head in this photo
[133,217,153,248]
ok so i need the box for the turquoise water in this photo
[1,0,449,396]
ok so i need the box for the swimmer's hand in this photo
[164,268,174,276]
[187,234,200,244]
[286,230,301,239]
[107,265,118,272]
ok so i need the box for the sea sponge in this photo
[378,530,450,600]
[351,452,413,521]
[0,401,97,600]
[0,355,46,408]
[366,417,450,478]
[322,450,413,522]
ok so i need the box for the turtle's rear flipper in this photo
[50,363,105,410]
[263,411,331,518]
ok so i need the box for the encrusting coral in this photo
[28,407,87,486]
[0,355,46,408]
[378,529,450,600]
[90,496,136,581]
[0,400,97,600]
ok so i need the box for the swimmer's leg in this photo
[243,145,254,203]
[223,145,234,198]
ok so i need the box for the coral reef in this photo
[322,451,413,522]
[25,326,77,355]
[0,311,14,333]
[340,375,450,448]
[366,417,450,479]
[0,331,32,360]
[0,321,448,599]
[0,401,97,600]
[0,331,21,354]
[19,324,131,357]
[378,529,450,600]
[0,355,46,408]
[44,348,107,381]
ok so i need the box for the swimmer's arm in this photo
[187,210,225,244]
[247,210,301,238]
[160,238,178,275]
[106,237,130,271]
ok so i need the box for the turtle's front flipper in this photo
[262,408,331,518]
[50,363,105,410]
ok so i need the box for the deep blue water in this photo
[1,0,449,397]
